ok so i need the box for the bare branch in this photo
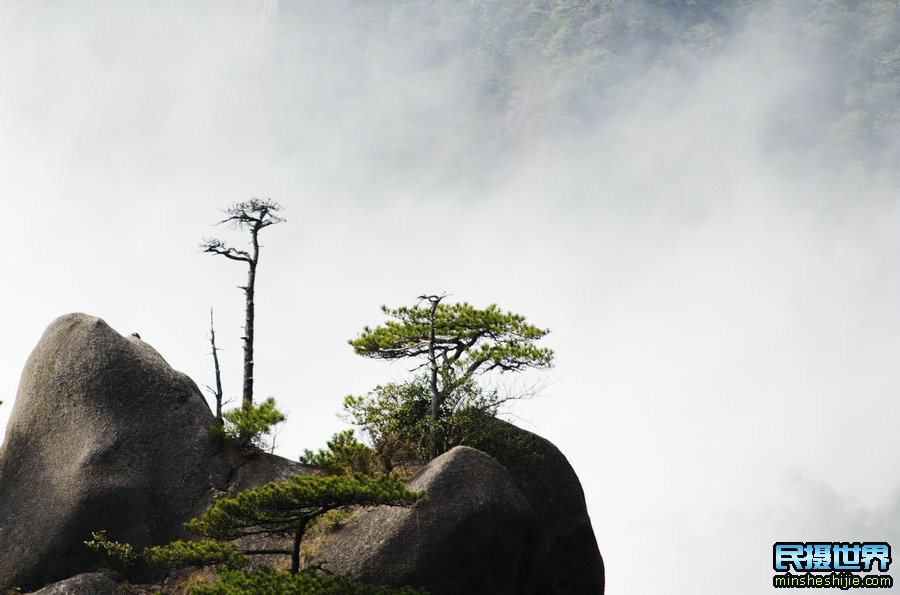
[217,198,286,230]
[268,421,284,454]
[200,238,252,262]
[416,292,448,307]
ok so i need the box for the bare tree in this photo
[206,307,224,424]
[201,199,285,412]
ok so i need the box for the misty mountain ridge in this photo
[6,0,895,197]
[255,0,900,186]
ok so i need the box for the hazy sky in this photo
[1,2,899,593]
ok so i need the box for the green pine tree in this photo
[149,474,424,575]
[349,295,553,459]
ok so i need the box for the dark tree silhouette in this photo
[207,307,224,424]
[201,199,285,412]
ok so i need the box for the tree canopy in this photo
[299,430,380,476]
[343,377,510,469]
[152,473,424,575]
[219,396,286,452]
[350,296,552,390]
[349,295,553,458]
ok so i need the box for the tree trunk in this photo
[291,518,309,575]
[210,307,224,424]
[242,226,260,413]
[427,296,441,459]
[243,260,255,412]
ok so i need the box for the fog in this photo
[1,1,899,593]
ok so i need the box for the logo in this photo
[773,542,893,589]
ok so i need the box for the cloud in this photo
[1,2,898,594]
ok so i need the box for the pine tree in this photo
[148,474,424,575]
[349,295,553,458]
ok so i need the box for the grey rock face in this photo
[483,419,605,594]
[29,572,123,595]
[317,421,605,594]
[0,314,234,590]
[317,446,552,595]
[0,313,603,593]
[226,450,313,497]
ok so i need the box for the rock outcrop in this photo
[30,572,123,595]
[0,313,603,593]
[317,446,552,594]
[0,314,302,591]
[316,422,604,594]
[480,418,605,594]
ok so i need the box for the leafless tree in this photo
[206,307,225,424]
[201,198,285,412]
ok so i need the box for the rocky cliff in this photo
[0,314,304,590]
[0,314,603,593]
